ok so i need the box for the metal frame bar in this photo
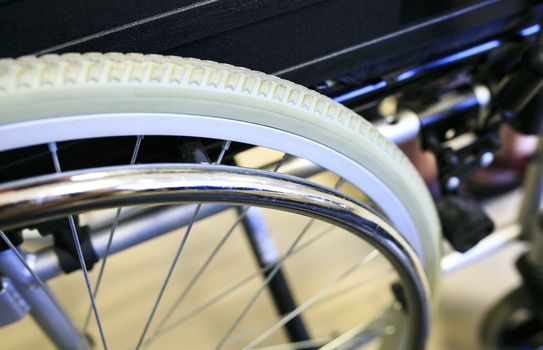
[239,207,313,346]
[0,249,90,349]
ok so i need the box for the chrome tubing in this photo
[374,84,491,146]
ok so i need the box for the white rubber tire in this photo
[0,53,441,291]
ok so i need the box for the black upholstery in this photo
[1,0,540,85]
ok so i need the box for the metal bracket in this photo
[411,85,499,193]
[0,277,30,327]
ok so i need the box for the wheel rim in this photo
[0,113,435,282]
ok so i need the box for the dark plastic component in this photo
[511,88,543,134]
[480,286,543,350]
[409,86,503,194]
[51,218,99,274]
[416,88,481,145]
[391,282,408,313]
[497,46,543,134]
[32,217,75,237]
[425,131,501,194]
[437,195,495,252]
[517,253,543,303]
[178,138,211,164]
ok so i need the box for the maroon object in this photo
[467,155,528,197]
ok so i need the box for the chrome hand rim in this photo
[0,164,431,349]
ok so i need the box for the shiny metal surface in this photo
[373,84,491,146]
[374,110,421,145]
[0,164,431,349]
[473,84,492,119]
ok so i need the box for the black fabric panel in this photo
[0,0,326,57]
[401,0,487,22]
[0,0,194,55]
[0,0,540,86]
[165,0,540,84]
[166,0,399,74]
[271,0,539,84]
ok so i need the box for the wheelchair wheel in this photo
[480,286,543,350]
[0,53,441,349]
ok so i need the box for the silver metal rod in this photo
[154,226,335,342]
[0,249,88,350]
[213,216,313,350]
[242,207,280,265]
[82,135,144,333]
[134,203,201,350]
[48,141,109,350]
[373,84,491,146]
[147,206,249,344]
[374,110,421,145]
[29,158,327,282]
[243,251,380,350]
[84,157,322,232]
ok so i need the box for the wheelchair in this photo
[0,1,543,349]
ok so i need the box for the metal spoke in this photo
[243,250,380,350]
[0,229,88,349]
[315,268,393,306]
[82,135,143,332]
[134,204,201,350]
[213,219,316,350]
[213,177,345,350]
[133,140,231,350]
[149,225,335,343]
[222,320,280,348]
[48,142,109,350]
[142,153,290,347]
[225,267,391,348]
[148,209,247,339]
[216,140,231,165]
[0,230,57,311]
[252,337,332,350]
[319,310,396,350]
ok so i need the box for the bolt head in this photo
[480,152,494,167]
[446,176,460,191]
